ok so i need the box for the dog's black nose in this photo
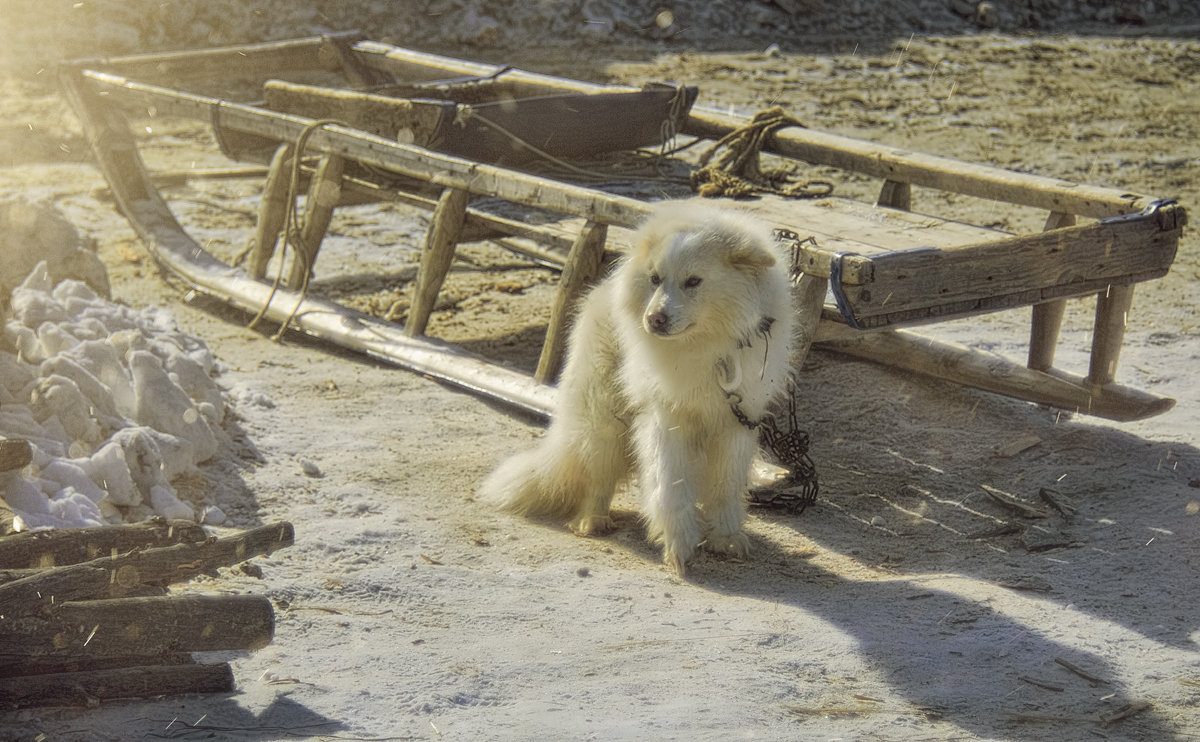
[646,311,669,334]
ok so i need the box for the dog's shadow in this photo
[696,530,1178,737]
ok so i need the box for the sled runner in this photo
[59,32,1186,422]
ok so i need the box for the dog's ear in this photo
[727,239,777,277]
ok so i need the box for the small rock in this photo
[299,458,323,478]
[238,561,263,579]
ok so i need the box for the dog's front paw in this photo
[569,514,615,537]
[705,531,751,559]
[661,542,698,578]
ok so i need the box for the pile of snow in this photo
[1,262,228,530]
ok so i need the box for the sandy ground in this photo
[2,13,1200,742]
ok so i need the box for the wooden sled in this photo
[58,32,1186,422]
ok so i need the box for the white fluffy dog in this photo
[483,203,796,576]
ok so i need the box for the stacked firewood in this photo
[0,518,293,708]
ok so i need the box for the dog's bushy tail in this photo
[481,437,587,520]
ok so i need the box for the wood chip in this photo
[980,484,1050,519]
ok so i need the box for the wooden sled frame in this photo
[58,32,1187,423]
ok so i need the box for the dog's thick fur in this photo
[483,203,796,576]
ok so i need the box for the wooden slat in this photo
[81,32,360,84]
[737,194,1005,255]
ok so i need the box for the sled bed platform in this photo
[59,32,1187,422]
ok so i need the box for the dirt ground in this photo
[2,5,1200,740]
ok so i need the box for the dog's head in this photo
[622,204,780,341]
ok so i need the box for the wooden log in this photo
[287,154,344,289]
[406,187,470,337]
[535,221,608,383]
[0,438,32,472]
[0,520,208,570]
[248,143,295,280]
[814,323,1174,422]
[349,40,1163,219]
[0,594,274,659]
[1088,283,1136,387]
[1027,212,1076,371]
[0,652,193,679]
[0,522,294,615]
[0,662,234,708]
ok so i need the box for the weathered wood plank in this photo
[836,213,1178,328]
[0,520,207,570]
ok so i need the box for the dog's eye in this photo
[649,273,662,286]
[684,276,703,289]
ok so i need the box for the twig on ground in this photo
[1054,657,1109,685]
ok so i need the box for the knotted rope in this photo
[690,107,833,200]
